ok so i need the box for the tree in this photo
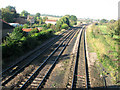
[47,23,52,28]
[1,8,14,22]
[1,5,18,22]
[110,19,116,23]
[70,15,77,25]
[56,16,70,31]
[60,16,70,26]
[35,13,40,17]
[100,19,108,23]
[43,16,48,23]
[21,10,30,18]
[4,26,24,45]
[5,5,19,18]
[107,21,118,37]
[39,18,43,25]
[56,21,61,31]
[23,24,29,28]
[6,5,16,13]
[65,15,77,26]
[61,23,69,29]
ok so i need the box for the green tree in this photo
[1,5,18,22]
[107,21,118,37]
[6,5,16,13]
[110,19,116,23]
[23,24,29,28]
[35,13,40,17]
[34,13,40,24]
[56,20,62,31]
[1,8,14,22]
[50,25,56,30]
[100,19,108,23]
[21,10,30,18]
[47,23,52,28]
[5,5,19,18]
[61,23,69,29]
[70,15,77,25]
[4,26,24,45]
[65,15,77,26]
[43,16,48,23]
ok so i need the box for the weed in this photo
[86,24,119,84]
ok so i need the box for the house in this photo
[14,16,27,24]
[0,19,14,40]
[45,20,57,25]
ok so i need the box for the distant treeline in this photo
[41,14,63,18]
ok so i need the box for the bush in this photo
[23,24,29,28]
[28,28,39,36]
[61,23,69,29]
[47,23,52,28]
[50,25,56,31]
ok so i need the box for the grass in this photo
[86,24,119,84]
[98,25,107,34]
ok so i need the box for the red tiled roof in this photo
[0,19,9,24]
[46,20,57,22]
[0,19,14,29]
[22,28,32,32]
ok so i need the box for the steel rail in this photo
[1,30,67,75]
[84,27,89,89]
[71,25,90,89]
[19,31,75,89]
[2,30,73,86]
[36,29,77,89]
[71,28,83,89]
[71,25,89,89]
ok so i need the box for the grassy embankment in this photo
[86,23,119,85]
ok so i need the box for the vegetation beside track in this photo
[1,13,77,63]
[86,20,120,85]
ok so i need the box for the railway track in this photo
[66,26,90,89]
[12,29,77,89]
[1,29,73,87]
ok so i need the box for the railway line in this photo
[66,26,90,89]
[72,26,90,89]
[1,25,90,89]
[1,29,73,87]
[17,29,77,89]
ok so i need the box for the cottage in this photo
[15,16,27,24]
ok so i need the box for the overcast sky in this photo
[0,0,119,20]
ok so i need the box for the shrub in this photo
[47,23,52,28]
[23,24,29,28]
[50,25,56,31]
[28,28,39,36]
[61,23,69,29]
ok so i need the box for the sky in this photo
[0,0,120,20]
